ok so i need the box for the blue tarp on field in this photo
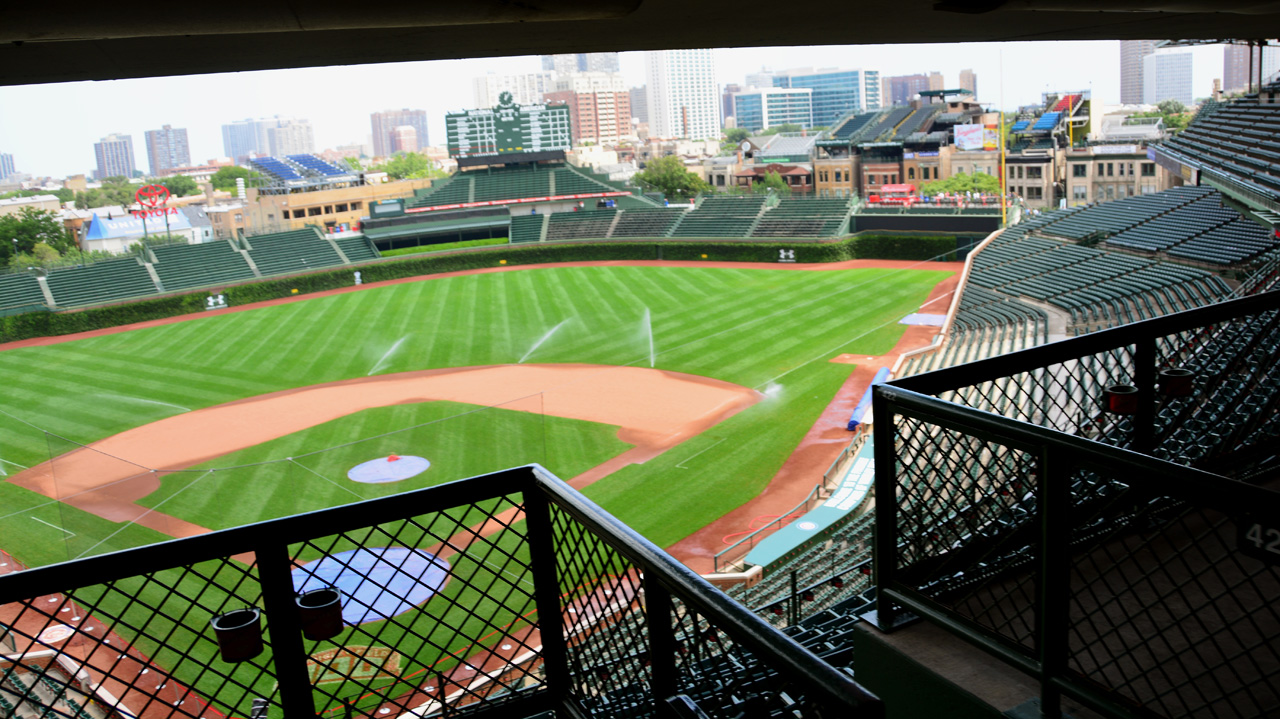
[743,439,875,569]
[848,367,891,431]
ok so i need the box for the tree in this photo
[370,152,446,181]
[1157,99,1187,116]
[918,171,1001,196]
[152,175,199,197]
[0,188,73,203]
[724,128,751,145]
[210,166,259,192]
[753,170,792,196]
[633,155,712,201]
[74,176,135,210]
[0,207,76,262]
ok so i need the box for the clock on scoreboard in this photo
[446,91,572,159]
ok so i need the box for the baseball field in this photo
[0,260,954,714]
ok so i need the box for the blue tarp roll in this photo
[847,367,891,431]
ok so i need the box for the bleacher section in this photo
[286,154,352,178]
[1031,111,1061,132]
[411,175,473,207]
[408,164,648,212]
[249,156,304,182]
[244,228,344,276]
[827,110,882,141]
[474,168,552,202]
[609,208,683,238]
[970,212,1231,330]
[1037,186,1280,266]
[545,210,617,241]
[862,107,913,143]
[750,198,850,238]
[508,214,546,244]
[0,273,46,311]
[670,196,765,238]
[892,106,940,141]
[1159,93,1280,201]
[152,240,256,292]
[43,258,159,308]
[333,236,380,263]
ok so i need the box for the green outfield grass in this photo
[0,264,948,559]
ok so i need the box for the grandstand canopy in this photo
[6,3,1280,85]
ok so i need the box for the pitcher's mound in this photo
[347,455,430,483]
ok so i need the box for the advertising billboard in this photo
[955,123,984,151]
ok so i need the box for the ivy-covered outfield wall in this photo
[0,233,958,343]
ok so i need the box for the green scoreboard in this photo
[446,92,572,159]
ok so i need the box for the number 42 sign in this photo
[1238,518,1280,565]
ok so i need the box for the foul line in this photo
[30,517,75,537]
[675,438,726,469]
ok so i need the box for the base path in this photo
[8,364,760,537]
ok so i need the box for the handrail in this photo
[0,464,883,719]
[874,386,1278,513]
[533,466,884,717]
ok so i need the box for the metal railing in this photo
[0,465,881,719]
[872,291,1280,719]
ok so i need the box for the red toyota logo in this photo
[135,184,170,208]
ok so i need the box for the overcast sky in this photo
[0,41,1226,179]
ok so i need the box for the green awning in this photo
[362,216,509,241]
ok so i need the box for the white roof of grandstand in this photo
[760,134,818,156]
[0,194,60,208]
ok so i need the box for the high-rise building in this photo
[881,74,932,105]
[544,87,632,145]
[630,86,649,124]
[732,87,813,132]
[928,72,945,92]
[959,69,978,100]
[1144,51,1194,106]
[1121,40,1159,104]
[93,133,136,179]
[390,126,419,154]
[371,109,429,158]
[644,49,720,139]
[474,72,557,108]
[1224,43,1280,94]
[769,67,880,127]
[144,125,191,177]
[540,53,620,75]
[0,152,14,179]
[745,69,776,90]
[722,84,744,124]
[222,117,300,164]
[267,119,315,156]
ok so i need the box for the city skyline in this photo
[0,41,1230,178]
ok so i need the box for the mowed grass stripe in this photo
[1,265,946,506]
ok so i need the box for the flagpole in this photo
[1000,50,1008,226]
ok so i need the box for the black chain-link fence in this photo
[0,466,881,719]
[875,291,1280,719]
